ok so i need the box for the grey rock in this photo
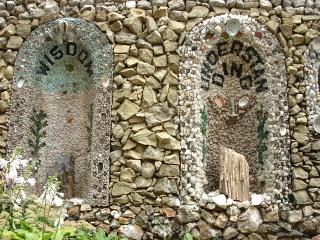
[157,164,179,177]
[292,167,308,179]
[108,12,125,22]
[248,233,263,240]
[141,161,156,178]
[135,176,152,188]
[142,85,157,108]
[198,220,222,239]
[170,11,188,22]
[137,0,152,9]
[137,39,152,49]
[136,62,155,76]
[292,179,307,191]
[293,190,313,204]
[258,223,281,233]
[111,182,133,196]
[156,131,181,150]
[141,102,175,127]
[200,209,216,224]
[125,160,141,172]
[153,55,167,67]
[312,140,320,150]
[119,224,143,240]
[131,128,157,147]
[115,33,137,44]
[146,30,163,44]
[177,205,200,223]
[120,168,136,183]
[237,207,263,233]
[209,0,226,7]
[117,99,140,120]
[142,146,164,161]
[293,132,308,145]
[214,213,228,228]
[223,227,239,240]
[293,0,306,6]
[152,0,168,7]
[168,0,185,10]
[123,17,142,34]
[154,177,177,194]
[287,210,303,223]
[188,6,209,18]
[309,178,320,187]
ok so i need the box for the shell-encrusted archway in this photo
[179,14,290,205]
[8,18,113,206]
[305,37,320,131]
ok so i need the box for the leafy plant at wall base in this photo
[257,106,268,165]
[28,109,47,161]
[200,109,208,162]
[183,232,193,240]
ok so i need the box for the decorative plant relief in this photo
[28,109,47,160]
[257,106,268,165]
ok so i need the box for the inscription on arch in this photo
[201,40,268,93]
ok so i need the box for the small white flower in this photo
[52,197,64,207]
[27,178,36,186]
[16,198,22,205]
[13,204,22,211]
[0,158,8,169]
[19,159,29,168]
[6,167,18,183]
[54,209,67,228]
[20,190,26,200]
[16,176,25,184]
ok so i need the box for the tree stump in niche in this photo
[56,155,75,199]
[219,145,250,201]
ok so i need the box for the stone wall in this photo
[0,0,320,239]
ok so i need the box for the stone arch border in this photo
[178,14,291,206]
[8,17,113,206]
[305,37,320,130]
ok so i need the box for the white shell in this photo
[313,114,320,133]
[309,89,316,99]
[17,79,25,88]
[310,37,320,53]
[225,18,241,37]
[279,127,286,136]
[238,96,249,108]
[101,75,109,88]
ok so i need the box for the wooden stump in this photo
[219,145,250,201]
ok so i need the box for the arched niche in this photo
[305,37,320,132]
[179,14,290,204]
[8,18,113,206]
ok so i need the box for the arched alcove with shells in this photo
[179,14,291,205]
[7,18,113,205]
[305,37,320,133]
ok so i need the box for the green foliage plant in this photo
[28,109,47,160]
[183,232,193,240]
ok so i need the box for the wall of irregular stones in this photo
[0,0,320,239]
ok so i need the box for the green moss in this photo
[257,106,268,165]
